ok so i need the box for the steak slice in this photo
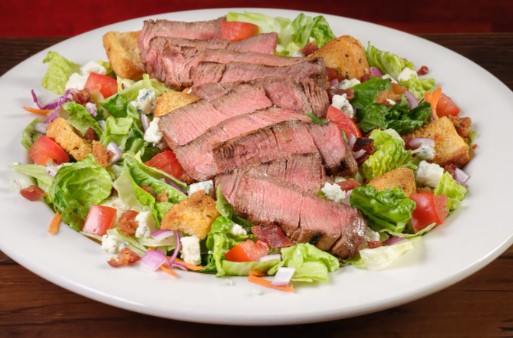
[194,77,329,117]
[173,108,311,181]
[159,84,272,148]
[212,121,319,174]
[216,173,366,258]
[139,17,225,60]
[308,122,358,176]
[191,58,327,88]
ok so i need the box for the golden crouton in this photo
[102,31,144,80]
[92,140,108,167]
[153,91,200,117]
[160,191,219,240]
[368,168,417,196]
[404,116,470,168]
[46,118,92,161]
[310,35,369,80]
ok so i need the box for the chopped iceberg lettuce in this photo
[41,51,80,94]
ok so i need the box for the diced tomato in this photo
[145,150,184,179]
[220,21,259,41]
[225,240,269,262]
[436,93,461,117]
[20,185,45,201]
[28,135,70,165]
[336,178,361,191]
[409,192,449,233]
[82,205,117,236]
[326,105,362,140]
[84,72,118,98]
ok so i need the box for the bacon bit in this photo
[48,212,62,235]
[353,137,375,165]
[360,73,372,82]
[336,178,361,191]
[140,185,155,197]
[156,191,169,202]
[376,89,403,105]
[251,225,292,248]
[248,270,294,292]
[173,258,204,271]
[367,241,382,249]
[83,128,97,141]
[160,264,178,277]
[325,67,339,81]
[92,141,109,167]
[300,41,318,56]
[22,106,52,116]
[417,65,429,76]
[118,210,139,236]
[448,116,472,138]
[108,248,141,267]
[70,89,92,105]
[20,185,45,201]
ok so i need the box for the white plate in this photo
[1,8,513,326]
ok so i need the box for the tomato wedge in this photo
[28,135,70,165]
[220,21,259,41]
[409,192,449,233]
[145,150,184,179]
[436,93,461,117]
[225,240,269,262]
[82,205,117,236]
[84,72,117,98]
[20,185,45,201]
[326,105,362,140]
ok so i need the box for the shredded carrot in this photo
[247,270,294,292]
[182,87,191,93]
[22,106,52,116]
[160,264,178,277]
[424,86,442,119]
[48,212,61,234]
[173,258,204,271]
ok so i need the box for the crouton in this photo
[153,90,200,117]
[368,168,417,196]
[160,191,219,240]
[102,31,144,80]
[310,35,369,80]
[404,116,470,168]
[46,118,92,161]
[92,140,108,167]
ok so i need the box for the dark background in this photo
[1,0,512,36]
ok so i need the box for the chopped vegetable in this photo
[48,212,62,234]
[247,270,294,292]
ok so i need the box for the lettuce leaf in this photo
[41,51,80,94]
[354,239,415,270]
[11,163,53,193]
[434,172,467,211]
[361,129,414,181]
[21,118,44,150]
[49,156,113,230]
[61,102,103,137]
[221,259,280,276]
[349,186,415,233]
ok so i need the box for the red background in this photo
[1,0,512,37]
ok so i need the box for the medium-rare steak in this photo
[212,121,319,174]
[194,77,329,117]
[216,173,366,258]
[139,17,225,59]
[173,108,311,181]
[191,58,327,88]
[158,84,272,147]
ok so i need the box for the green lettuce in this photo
[61,102,103,137]
[100,116,142,152]
[268,243,340,283]
[49,156,113,230]
[221,259,280,276]
[11,163,53,193]
[226,11,335,56]
[21,118,44,150]
[349,186,416,234]
[361,129,414,181]
[434,172,467,211]
[215,185,252,227]
[365,43,435,99]
[353,238,416,270]
[352,77,431,134]
[41,51,80,94]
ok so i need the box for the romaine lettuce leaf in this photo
[49,156,113,230]
[221,259,280,276]
[434,172,467,211]
[21,118,44,150]
[11,163,53,193]
[41,51,80,94]
[349,186,415,233]
[61,101,103,137]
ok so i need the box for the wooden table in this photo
[1,34,513,338]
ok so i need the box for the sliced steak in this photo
[159,84,272,148]
[173,108,311,181]
[308,122,358,176]
[147,45,305,88]
[212,121,319,174]
[191,58,327,88]
[216,173,366,258]
[194,77,329,117]
[139,17,225,59]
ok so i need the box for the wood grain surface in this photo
[1,34,512,338]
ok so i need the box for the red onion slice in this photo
[140,249,167,271]
[348,134,357,150]
[383,236,404,246]
[353,149,367,159]
[453,168,470,185]
[167,231,181,264]
[404,90,419,109]
[407,137,435,149]
[271,267,295,286]
[151,229,174,241]
[34,122,47,134]
[370,67,384,77]
[106,142,123,164]
[170,261,188,271]
[140,113,150,131]
[259,254,281,262]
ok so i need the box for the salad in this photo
[12,11,473,292]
